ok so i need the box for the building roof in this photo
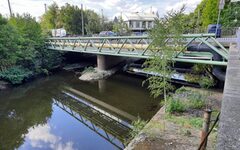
[122,12,158,21]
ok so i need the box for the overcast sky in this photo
[0,0,202,20]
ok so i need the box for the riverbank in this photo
[126,87,222,150]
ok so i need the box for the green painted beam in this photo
[48,47,227,66]
[46,33,228,67]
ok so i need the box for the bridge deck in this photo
[217,44,240,149]
[46,34,229,66]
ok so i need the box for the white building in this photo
[122,12,158,32]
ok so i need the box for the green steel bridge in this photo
[46,33,229,66]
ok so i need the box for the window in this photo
[136,21,140,28]
[142,21,146,28]
[129,21,133,28]
[149,21,153,28]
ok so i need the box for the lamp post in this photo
[7,0,13,17]
[216,0,225,37]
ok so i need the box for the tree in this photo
[9,14,44,70]
[202,0,219,27]
[85,10,101,35]
[102,21,114,31]
[40,2,59,31]
[221,1,240,27]
[58,3,85,35]
[0,14,20,71]
[113,17,129,35]
[0,14,63,84]
[144,7,185,105]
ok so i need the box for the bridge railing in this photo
[46,33,229,66]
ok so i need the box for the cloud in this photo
[165,0,202,13]
[24,124,75,150]
[0,0,202,19]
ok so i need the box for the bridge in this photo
[53,88,133,150]
[47,32,240,149]
[46,33,229,71]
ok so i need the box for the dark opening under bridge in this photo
[46,33,229,67]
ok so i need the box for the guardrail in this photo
[46,33,229,66]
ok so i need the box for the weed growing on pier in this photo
[82,66,95,74]
[129,117,147,139]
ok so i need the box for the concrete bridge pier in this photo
[97,55,125,71]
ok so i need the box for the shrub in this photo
[82,66,95,74]
[187,92,206,109]
[166,97,186,113]
[199,76,215,89]
[130,117,147,138]
[0,66,33,84]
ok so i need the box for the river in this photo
[0,71,161,150]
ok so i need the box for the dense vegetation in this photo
[184,0,240,31]
[40,2,115,35]
[0,14,63,84]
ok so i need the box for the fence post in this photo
[200,108,212,150]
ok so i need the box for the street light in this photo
[215,0,225,37]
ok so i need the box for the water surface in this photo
[0,71,160,150]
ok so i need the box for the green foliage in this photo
[0,18,20,71]
[82,66,95,74]
[40,3,108,35]
[0,14,63,84]
[165,87,207,113]
[184,64,215,88]
[85,10,102,35]
[199,76,215,89]
[201,0,219,27]
[0,66,33,84]
[113,17,129,35]
[144,7,185,100]
[166,114,203,129]
[58,3,85,35]
[130,117,147,138]
[221,2,240,27]
[165,97,186,113]
[40,2,59,32]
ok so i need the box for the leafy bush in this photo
[199,76,215,89]
[187,93,206,109]
[166,97,186,113]
[130,117,147,138]
[82,66,95,74]
[0,66,33,84]
[166,87,207,113]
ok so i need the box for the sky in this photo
[0,0,202,20]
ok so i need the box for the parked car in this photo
[208,24,221,38]
[99,31,117,37]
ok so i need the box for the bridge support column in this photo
[97,55,125,71]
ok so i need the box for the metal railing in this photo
[46,33,229,66]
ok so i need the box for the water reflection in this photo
[98,79,107,93]
[0,71,160,150]
[23,124,74,150]
[0,90,52,150]
[53,90,132,149]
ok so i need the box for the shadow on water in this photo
[0,71,161,150]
